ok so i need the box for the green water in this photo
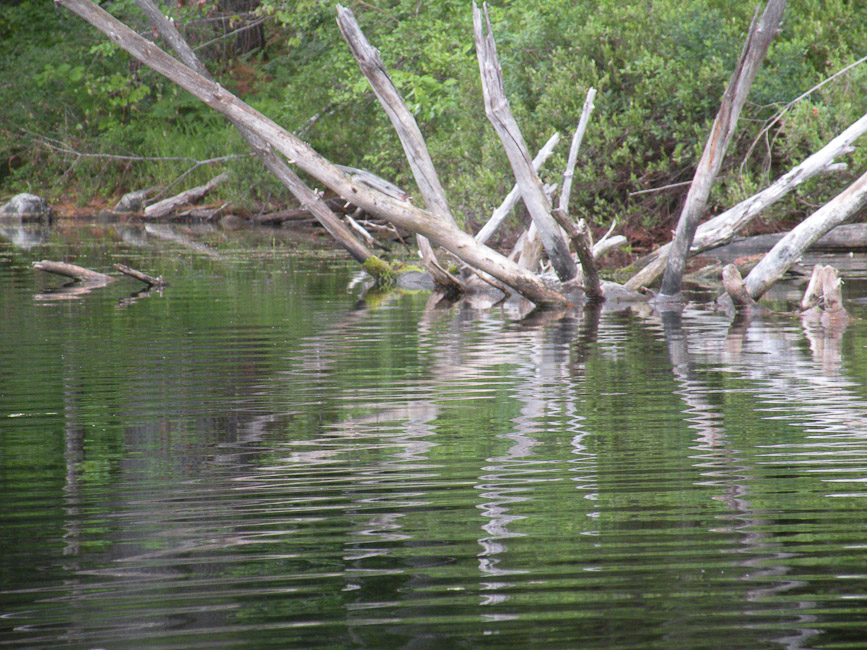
[3,223,867,649]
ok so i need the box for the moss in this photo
[362,257,427,287]
[363,256,396,285]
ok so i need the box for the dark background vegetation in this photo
[1,0,866,249]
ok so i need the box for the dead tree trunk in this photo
[57,0,568,306]
[625,107,865,291]
[473,2,577,283]
[744,168,867,299]
[336,5,463,292]
[134,0,375,265]
[657,0,786,300]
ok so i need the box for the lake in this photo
[2,222,867,649]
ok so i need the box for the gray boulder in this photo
[113,188,153,213]
[0,193,52,222]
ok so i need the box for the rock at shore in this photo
[0,193,52,222]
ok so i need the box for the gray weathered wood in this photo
[475,132,560,245]
[722,264,756,308]
[473,2,577,282]
[558,88,596,215]
[552,209,602,301]
[33,260,115,283]
[744,168,867,299]
[57,0,567,306]
[625,107,866,291]
[336,5,464,291]
[144,172,227,219]
[114,263,167,288]
[658,0,787,299]
[134,0,374,265]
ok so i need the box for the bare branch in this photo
[475,132,560,245]
[659,0,787,299]
[558,88,596,214]
[473,2,577,282]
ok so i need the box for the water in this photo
[2,223,867,649]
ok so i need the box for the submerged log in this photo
[32,260,115,284]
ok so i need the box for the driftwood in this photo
[657,0,787,299]
[134,0,374,265]
[114,263,167,288]
[59,0,568,306]
[144,172,228,219]
[721,264,757,309]
[473,2,576,283]
[625,109,867,291]
[32,260,115,284]
[744,168,867,299]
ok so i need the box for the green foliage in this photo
[3,0,867,237]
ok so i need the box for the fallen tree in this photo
[54,0,866,312]
[58,0,576,306]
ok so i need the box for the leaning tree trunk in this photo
[657,0,786,300]
[744,168,867,299]
[56,0,569,306]
[473,2,577,283]
[336,5,463,293]
[134,0,375,264]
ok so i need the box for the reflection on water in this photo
[2,224,867,649]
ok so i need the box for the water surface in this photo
[2,223,867,649]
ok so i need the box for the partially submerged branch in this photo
[114,263,167,288]
[32,260,115,284]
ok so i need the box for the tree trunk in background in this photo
[217,0,264,58]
